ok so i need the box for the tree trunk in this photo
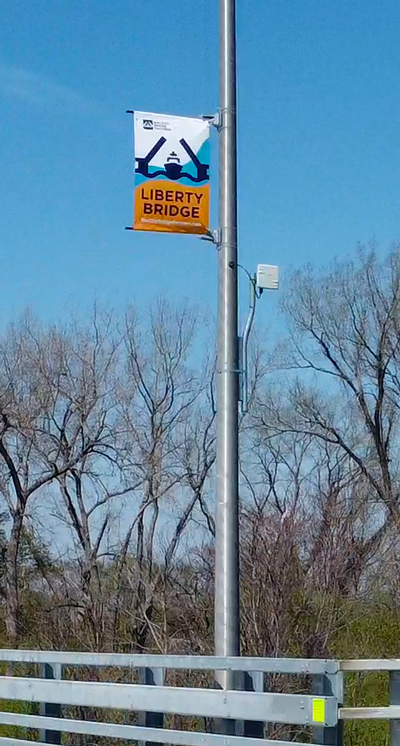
[4,517,23,648]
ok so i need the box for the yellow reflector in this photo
[312,698,326,724]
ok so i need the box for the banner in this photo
[133,111,210,235]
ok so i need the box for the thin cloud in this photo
[0,62,97,115]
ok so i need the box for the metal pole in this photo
[215,0,240,690]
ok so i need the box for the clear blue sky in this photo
[1,0,400,328]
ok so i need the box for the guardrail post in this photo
[213,672,236,736]
[39,663,62,745]
[390,670,400,745]
[138,667,164,746]
[243,670,264,738]
[313,671,343,745]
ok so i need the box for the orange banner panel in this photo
[134,180,209,235]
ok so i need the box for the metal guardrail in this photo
[1,652,400,745]
[0,650,339,746]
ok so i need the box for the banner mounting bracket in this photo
[202,112,221,130]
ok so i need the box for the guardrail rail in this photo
[0,651,340,746]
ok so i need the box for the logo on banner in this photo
[136,137,209,183]
[132,112,210,235]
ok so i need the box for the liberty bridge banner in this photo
[133,112,210,234]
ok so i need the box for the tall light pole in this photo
[215,0,240,687]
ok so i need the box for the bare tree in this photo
[111,301,215,652]
[0,314,111,644]
[38,311,123,649]
[0,309,126,647]
[240,392,392,665]
[253,247,400,601]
